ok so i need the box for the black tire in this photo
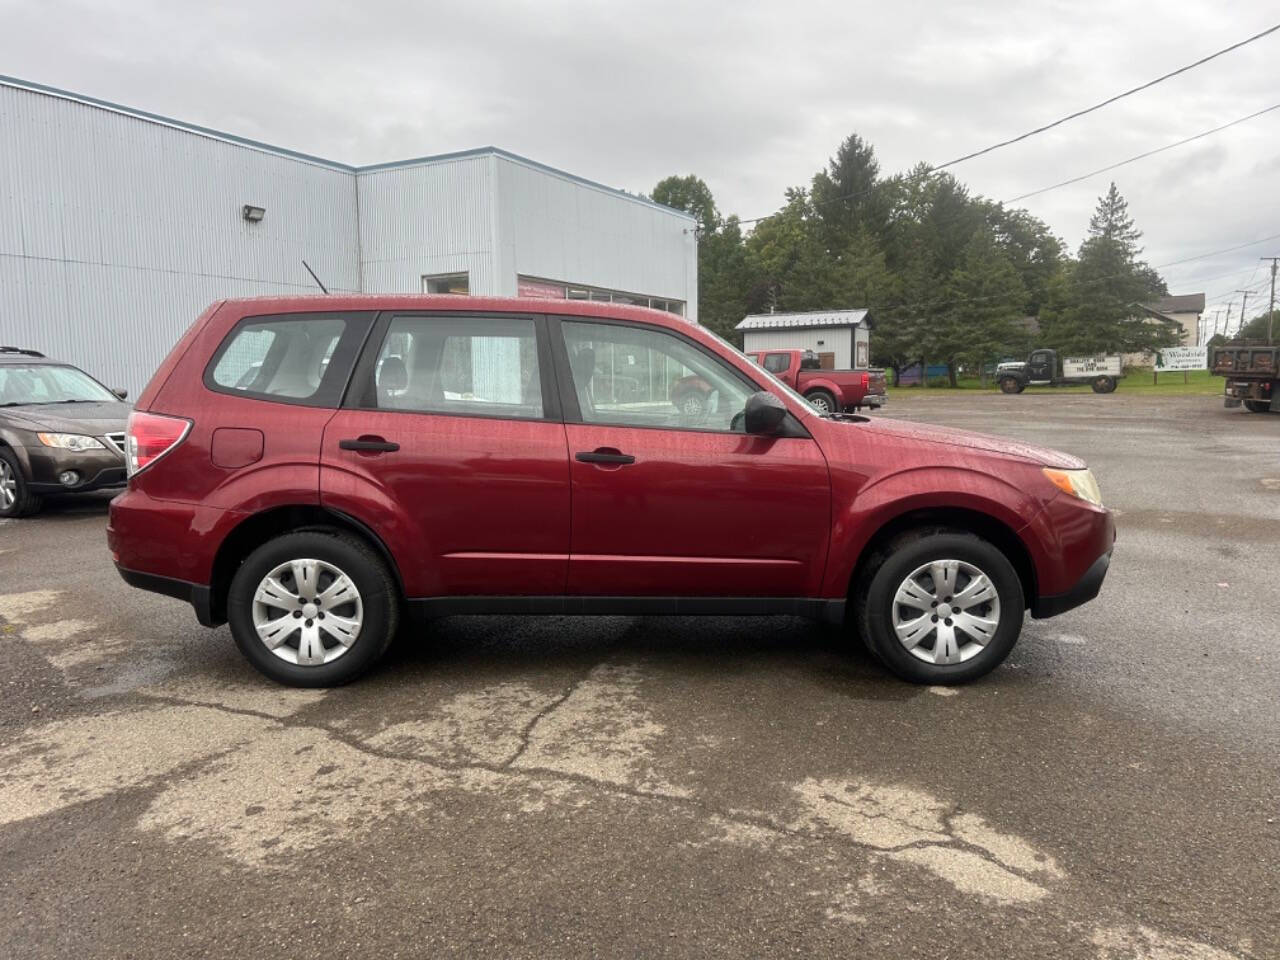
[856,530,1024,685]
[806,389,838,414]
[998,377,1024,395]
[227,530,400,687]
[0,446,43,518]
[1243,399,1272,413]
[1091,376,1117,394]
[676,392,706,418]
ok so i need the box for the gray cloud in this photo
[2,0,1277,322]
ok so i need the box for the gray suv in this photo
[0,347,131,518]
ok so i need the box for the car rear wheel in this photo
[227,530,399,687]
[1091,376,1117,394]
[998,377,1023,394]
[0,447,42,518]
[857,530,1024,684]
[806,390,837,414]
[1243,399,1272,413]
[678,392,706,417]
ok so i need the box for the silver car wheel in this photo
[807,394,833,414]
[0,459,16,510]
[891,559,1001,665]
[252,558,363,666]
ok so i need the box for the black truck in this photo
[996,349,1122,395]
[1212,341,1277,413]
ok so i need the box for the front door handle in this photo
[575,449,635,465]
[339,437,400,453]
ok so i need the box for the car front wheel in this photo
[858,530,1024,684]
[0,447,43,518]
[998,377,1023,394]
[227,530,399,687]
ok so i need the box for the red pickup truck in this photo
[672,349,886,417]
[750,349,887,414]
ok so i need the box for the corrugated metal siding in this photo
[743,327,854,369]
[356,156,497,295]
[0,84,359,393]
[493,156,697,319]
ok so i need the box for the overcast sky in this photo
[3,0,1276,331]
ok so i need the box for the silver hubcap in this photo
[252,559,363,666]
[809,395,832,413]
[681,396,703,415]
[0,460,16,509]
[892,559,1001,665]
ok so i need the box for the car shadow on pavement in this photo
[375,613,916,702]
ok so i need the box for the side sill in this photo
[408,596,846,623]
[115,566,223,628]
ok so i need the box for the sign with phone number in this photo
[1155,346,1208,371]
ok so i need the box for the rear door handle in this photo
[339,437,400,453]
[575,449,635,465]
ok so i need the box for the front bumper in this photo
[26,445,126,495]
[1032,550,1111,618]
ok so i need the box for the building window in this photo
[516,275,685,317]
[423,272,469,295]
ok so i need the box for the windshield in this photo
[698,328,818,414]
[0,364,118,405]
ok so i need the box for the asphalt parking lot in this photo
[1,392,1277,959]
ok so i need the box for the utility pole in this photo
[1234,290,1252,339]
[1262,257,1279,343]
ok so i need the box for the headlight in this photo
[1042,467,1102,507]
[36,433,105,452]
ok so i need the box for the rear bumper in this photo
[115,565,220,627]
[1032,550,1110,618]
[859,394,887,409]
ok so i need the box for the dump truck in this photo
[1211,341,1277,413]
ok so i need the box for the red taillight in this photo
[861,372,869,389]
[126,411,191,477]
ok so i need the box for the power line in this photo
[1005,103,1280,202]
[932,22,1280,170]
[732,22,1280,226]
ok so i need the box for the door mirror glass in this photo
[744,391,787,435]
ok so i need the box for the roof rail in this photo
[0,346,46,357]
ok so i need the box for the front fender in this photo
[821,465,1042,597]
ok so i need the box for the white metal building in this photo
[736,309,872,369]
[0,76,696,393]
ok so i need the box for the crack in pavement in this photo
[500,669,590,769]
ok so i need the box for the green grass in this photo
[894,369,1225,397]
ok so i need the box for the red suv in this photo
[109,296,1114,687]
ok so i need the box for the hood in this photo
[855,417,1085,469]
[0,401,132,436]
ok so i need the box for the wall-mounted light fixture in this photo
[242,204,266,222]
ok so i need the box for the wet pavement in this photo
[1,393,1276,959]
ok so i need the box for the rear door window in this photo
[763,352,791,374]
[352,315,547,421]
[206,312,374,406]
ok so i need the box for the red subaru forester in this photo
[108,296,1114,687]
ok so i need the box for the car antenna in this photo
[301,260,330,295]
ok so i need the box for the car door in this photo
[553,316,831,598]
[320,312,570,600]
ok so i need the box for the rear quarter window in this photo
[205,312,374,407]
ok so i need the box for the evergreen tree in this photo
[941,229,1028,383]
[1040,182,1172,354]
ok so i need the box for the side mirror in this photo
[744,391,787,435]
[112,388,129,400]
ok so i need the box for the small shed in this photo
[736,309,872,369]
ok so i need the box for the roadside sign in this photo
[1155,346,1208,371]
[1062,355,1122,377]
